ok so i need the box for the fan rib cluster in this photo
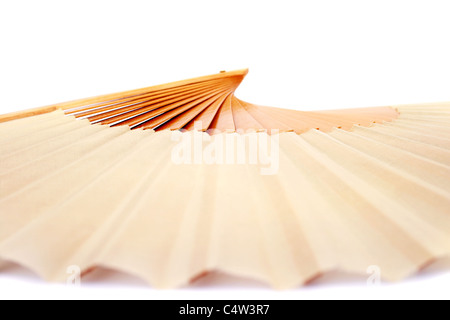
[60,69,398,133]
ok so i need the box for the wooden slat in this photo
[230,97,265,132]
[182,93,231,131]
[208,95,235,132]
[98,83,233,126]
[86,81,232,123]
[138,88,231,130]
[0,69,248,123]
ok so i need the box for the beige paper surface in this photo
[0,104,449,288]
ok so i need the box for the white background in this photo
[0,0,449,300]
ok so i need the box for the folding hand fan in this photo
[0,69,448,289]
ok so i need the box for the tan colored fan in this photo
[0,69,449,289]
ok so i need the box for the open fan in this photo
[0,69,448,288]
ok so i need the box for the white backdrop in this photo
[0,0,449,300]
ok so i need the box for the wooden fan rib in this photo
[256,109,317,133]
[209,94,235,132]
[69,78,232,118]
[136,87,232,130]
[257,105,398,130]
[51,69,248,112]
[86,81,233,123]
[255,106,339,133]
[316,108,399,123]
[155,92,230,131]
[96,83,234,126]
[288,110,375,129]
[107,86,233,129]
[65,78,229,116]
[258,109,320,133]
[238,100,294,133]
[0,69,247,125]
[257,105,350,129]
[230,97,265,131]
[182,92,231,131]
[317,106,398,115]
